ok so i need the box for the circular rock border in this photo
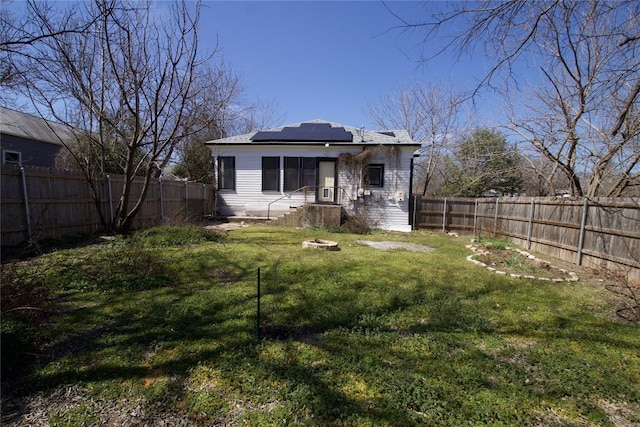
[302,239,340,250]
[465,243,579,282]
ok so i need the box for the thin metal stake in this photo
[256,267,261,339]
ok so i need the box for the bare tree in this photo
[231,99,285,134]
[368,82,467,195]
[389,0,640,197]
[0,2,99,104]
[6,0,239,232]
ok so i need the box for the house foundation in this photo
[270,204,342,228]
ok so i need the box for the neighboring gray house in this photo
[0,106,74,168]
[205,119,421,231]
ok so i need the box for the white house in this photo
[205,120,421,231]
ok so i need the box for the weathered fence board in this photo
[1,165,215,247]
[414,196,640,284]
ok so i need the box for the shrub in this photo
[341,213,371,234]
[0,261,51,379]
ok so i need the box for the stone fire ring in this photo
[302,239,339,250]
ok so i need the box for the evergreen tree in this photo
[441,129,523,197]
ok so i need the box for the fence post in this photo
[106,174,114,224]
[159,176,164,223]
[473,198,478,235]
[526,198,535,250]
[203,184,206,218]
[576,197,589,266]
[493,197,500,236]
[184,181,188,221]
[442,197,447,233]
[20,166,33,242]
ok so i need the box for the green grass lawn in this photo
[2,225,639,426]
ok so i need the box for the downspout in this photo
[408,153,417,229]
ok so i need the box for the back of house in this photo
[205,120,421,231]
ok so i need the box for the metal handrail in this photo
[267,186,310,219]
[266,185,356,219]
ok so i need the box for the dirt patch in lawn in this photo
[356,240,436,252]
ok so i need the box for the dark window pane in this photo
[302,157,316,188]
[284,157,299,191]
[218,156,235,190]
[262,157,280,191]
[367,164,384,187]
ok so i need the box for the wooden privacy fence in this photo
[1,165,216,247]
[413,196,640,284]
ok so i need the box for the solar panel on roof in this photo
[251,122,353,142]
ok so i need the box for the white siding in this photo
[210,144,415,231]
[349,148,414,232]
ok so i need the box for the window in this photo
[367,164,384,187]
[218,156,235,190]
[284,157,315,191]
[262,157,280,191]
[2,150,21,165]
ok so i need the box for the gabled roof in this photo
[0,106,76,146]
[205,119,419,147]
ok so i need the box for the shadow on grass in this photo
[4,227,639,425]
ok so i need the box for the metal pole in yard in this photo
[256,267,261,339]
[576,197,589,266]
[493,197,499,236]
[106,174,114,223]
[184,182,188,221]
[203,184,206,219]
[159,177,164,222]
[20,166,33,243]
[442,197,447,233]
[526,198,535,250]
[473,199,478,236]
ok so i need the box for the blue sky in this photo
[2,0,496,131]
[201,1,490,130]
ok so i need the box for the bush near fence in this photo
[1,165,216,247]
[413,196,640,284]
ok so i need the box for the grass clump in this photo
[2,226,638,426]
[133,224,222,246]
[476,236,510,250]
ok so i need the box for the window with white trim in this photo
[262,157,280,191]
[2,150,21,165]
[284,157,315,191]
[367,163,385,187]
[217,156,235,190]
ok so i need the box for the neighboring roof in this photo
[205,119,420,147]
[0,106,76,146]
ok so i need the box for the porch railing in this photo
[267,186,311,219]
[266,186,355,219]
